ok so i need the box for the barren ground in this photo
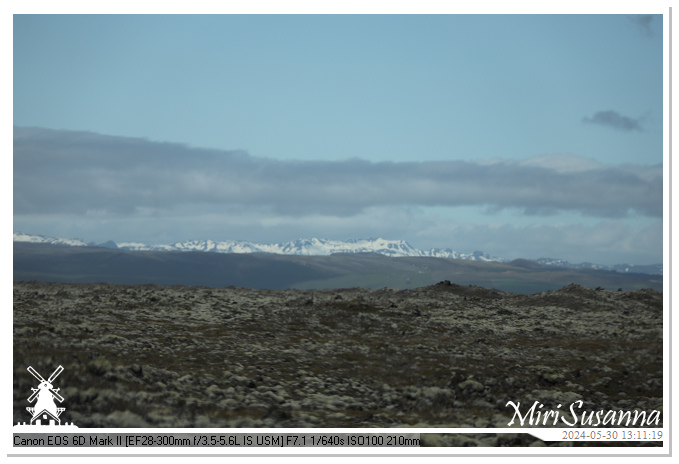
[13,281,663,447]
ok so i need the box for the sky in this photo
[12,11,667,266]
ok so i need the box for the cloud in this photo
[14,127,662,223]
[582,110,644,132]
[628,15,655,37]
[411,218,662,265]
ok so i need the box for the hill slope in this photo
[14,242,662,293]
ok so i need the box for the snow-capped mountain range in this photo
[13,231,91,247]
[13,232,662,275]
[13,232,499,261]
[117,237,501,261]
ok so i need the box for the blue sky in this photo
[12,12,667,265]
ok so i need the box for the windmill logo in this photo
[15,365,77,428]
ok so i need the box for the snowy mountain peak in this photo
[13,231,89,247]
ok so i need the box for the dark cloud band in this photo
[14,127,662,219]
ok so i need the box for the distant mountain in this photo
[113,236,503,262]
[13,232,662,275]
[12,232,89,247]
[13,241,662,293]
[535,258,663,277]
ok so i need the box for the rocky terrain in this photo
[13,281,663,447]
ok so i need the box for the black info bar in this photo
[14,433,421,447]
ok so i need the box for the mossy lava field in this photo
[13,281,663,447]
